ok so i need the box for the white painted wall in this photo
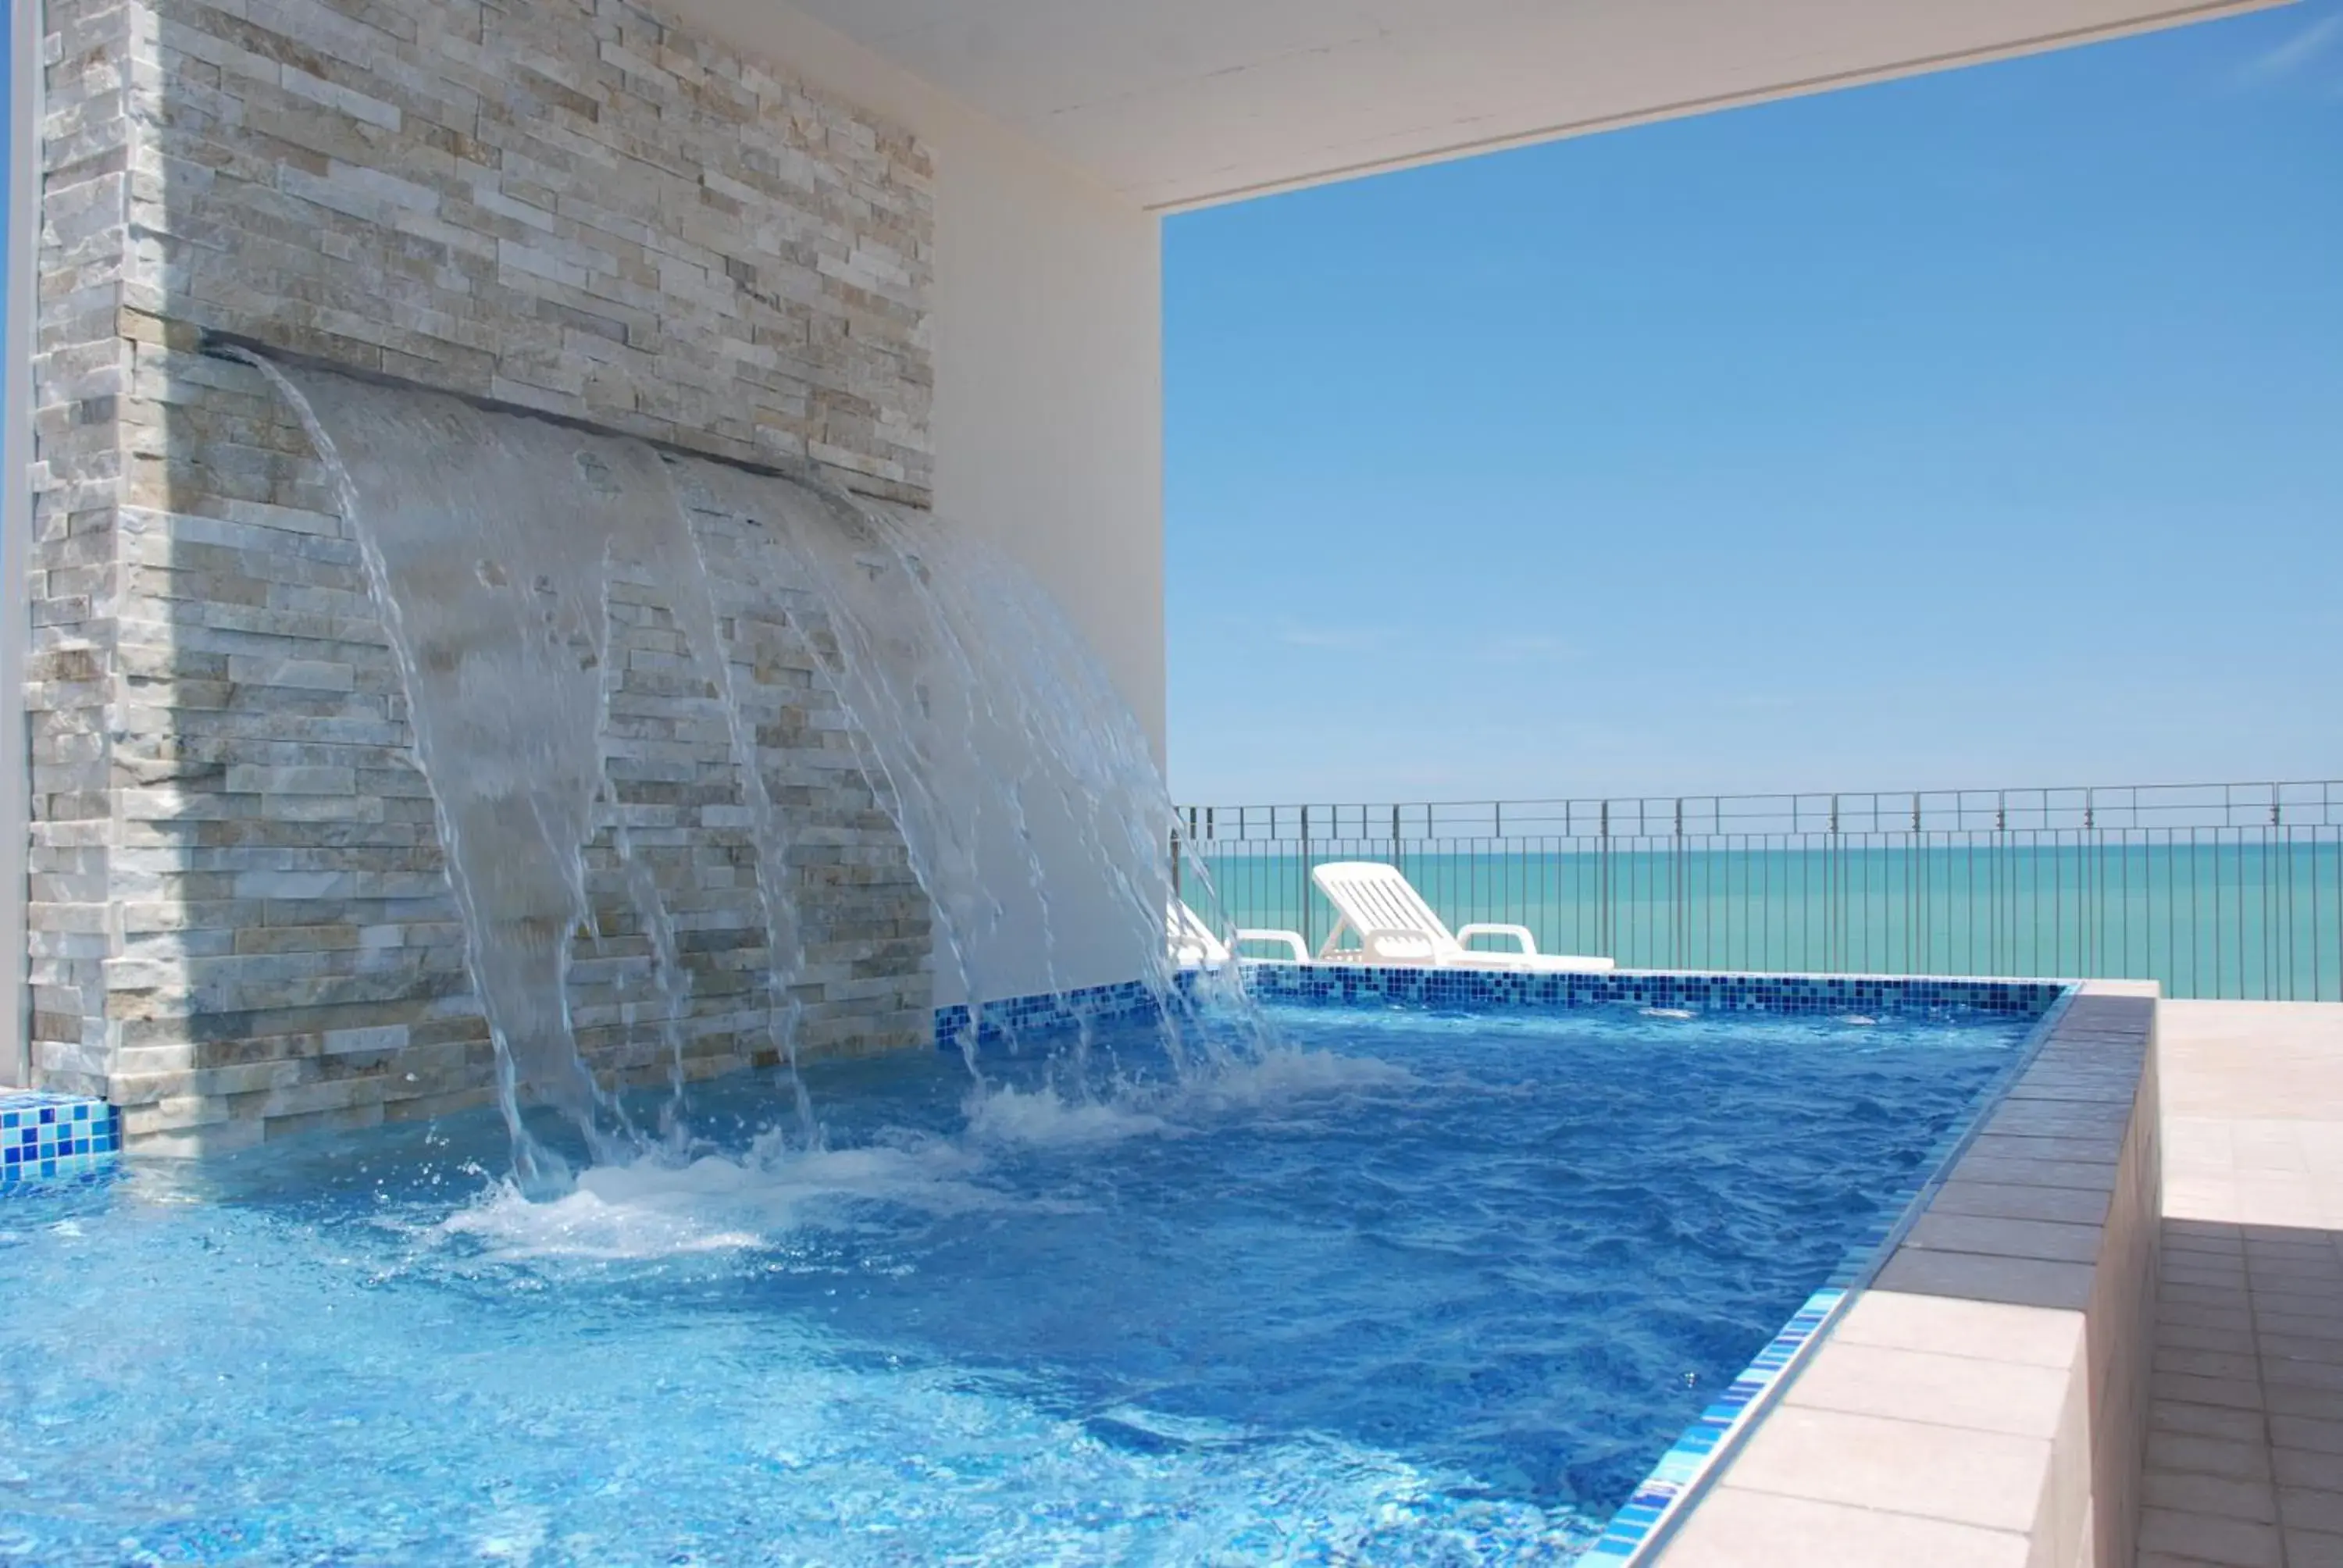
[662,0,1167,1002]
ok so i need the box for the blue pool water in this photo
[0,1003,2032,1565]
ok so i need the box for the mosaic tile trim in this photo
[933,977,1172,1050]
[1242,962,2065,1018]
[1582,1287,1846,1564]
[1,1091,123,1190]
[1581,983,2077,1565]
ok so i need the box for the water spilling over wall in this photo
[243,362,1222,1173]
[25,0,1171,1152]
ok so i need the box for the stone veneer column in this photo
[27,0,939,1147]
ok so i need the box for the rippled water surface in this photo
[0,1003,2031,1566]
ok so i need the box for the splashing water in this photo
[241,355,1261,1185]
[665,462,1254,1074]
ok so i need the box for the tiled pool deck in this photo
[2138,1001,2343,1568]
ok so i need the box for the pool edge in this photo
[1580,982,2084,1565]
[0,1090,123,1188]
[1644,979,2162,1568]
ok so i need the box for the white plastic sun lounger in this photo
[1308,861,1615,972]
[1168,899,1230,967]
[1168,900,1311,966]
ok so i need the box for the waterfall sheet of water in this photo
[243,356,1261,1186]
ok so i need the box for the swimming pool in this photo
[1,999,2038,1565]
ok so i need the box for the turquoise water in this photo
[1185,839,2343,1000]
[0,1003,2030,1565]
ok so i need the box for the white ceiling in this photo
[765,0,2279,209]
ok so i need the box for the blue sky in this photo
[1164,3,2343,807]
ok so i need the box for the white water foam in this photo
[436,1133,999,1263]
[433,1047,1417,1265]
[961,1084,1172,1148]
[1186,1046,1420,1109]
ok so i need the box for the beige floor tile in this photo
[2252,1286,2343,1320]
[2158,1347,2261,1382]
[2146,1431,2276,1482]
[1718,1406,2051,1531]
[2273,1413,2343,1456]
[2269,1387,2343,1422]
[2156,1401,2271,1445]
[1657,1485,2030,1567]
[1954,1154,2123,1192]
[2159,1320,2259,1356]
[2152,1372,2267,1413]
[2263,1335,2343,1367]
[2282,1485,2343,1535]
[1873,1245,2095,1312]
[1967,1130,2129,1165]
[1906,1212,2105,1266]
[2286,1526,2343,1568]
[2139,1470,2278,1522]
[2257,1312,2343,1345]
[2163,1299,2257,1331]
[2167,1257,2255,1288]
[2146,1499,2287,1556]
[1828,1288,2083,1368]
[2166,1280,2258,1310]
[2167,1181,2248,1223]
[2269,1360,2343,1397]
[1928,1179,2111,1226]
[2135,1505,2281,1565]
[1781,1342,2070,1439]
[2275,1447,2343,1488]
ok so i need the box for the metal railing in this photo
[1173,780,2343,1001]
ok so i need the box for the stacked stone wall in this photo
[28,0,938,1146]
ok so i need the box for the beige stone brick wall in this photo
[29,0,938,1145]
[140,0,933,498]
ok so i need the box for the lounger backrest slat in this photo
[1310,861,1461,959]
[1168,900,1231,965]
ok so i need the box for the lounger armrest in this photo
[1361,928,1439,964]
[1233,928,1310,964]
[1457,922,1539,955]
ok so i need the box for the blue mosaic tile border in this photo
[1583,1286,1846,1563]
[1,1091,123,1190]
[1242,962,2066,1017]
[937,966,2066,1053]
[934,977,1172,1049]
[1579,982,2078,1564]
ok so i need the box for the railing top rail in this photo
[1175,779,2343,838]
